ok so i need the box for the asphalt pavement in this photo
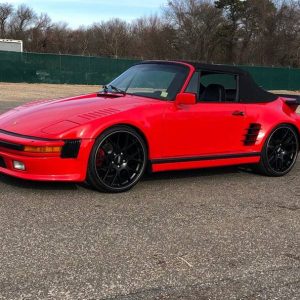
[0,100,299,300]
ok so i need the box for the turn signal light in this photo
[24,146,62,153]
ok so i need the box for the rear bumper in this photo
[0,135,94,182]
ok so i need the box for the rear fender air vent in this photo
[77,108,120,121]
[244,123,261,146]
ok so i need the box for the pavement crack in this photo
[285,253,300,262]
[277,204,300,211]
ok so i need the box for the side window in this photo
[199,72,238,102]
[185,72,200,97]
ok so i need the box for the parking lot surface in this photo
[0,85,299,299]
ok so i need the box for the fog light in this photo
[13,160,25,171]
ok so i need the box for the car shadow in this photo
[143,165,248,182]
[0,173,79,191]
[0,166,253,192]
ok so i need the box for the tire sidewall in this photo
[87,125,148,192]
[261,124,299,176]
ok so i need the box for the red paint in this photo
[0,61,299,182]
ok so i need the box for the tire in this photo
[87,125,147,192]
[257,124,299,176]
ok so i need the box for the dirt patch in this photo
[0,82,99,102]
[0,83,299,114]
[271,90,300,95]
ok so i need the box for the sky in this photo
[6,0,165,28]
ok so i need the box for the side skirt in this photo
[150,152,261,172]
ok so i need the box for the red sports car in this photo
[0,61,299,192]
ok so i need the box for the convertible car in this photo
[0,61,299,192]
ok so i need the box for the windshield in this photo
[107,63,189,100]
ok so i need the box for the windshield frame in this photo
[106,62,192,101]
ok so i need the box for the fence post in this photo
[59,52,62,84]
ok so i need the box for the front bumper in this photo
[0,130,94,182]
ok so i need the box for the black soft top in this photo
[141,60,278,103]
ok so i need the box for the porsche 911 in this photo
[0,61,299,192]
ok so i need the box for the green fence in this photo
[242,65,300,91]
[0,51,300,90]
[0,51,138,85]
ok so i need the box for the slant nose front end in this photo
[0,129,94,181]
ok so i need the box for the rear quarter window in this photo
[201,73,236,89]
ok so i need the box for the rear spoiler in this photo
[275,94,300,105]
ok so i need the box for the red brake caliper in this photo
[96,148,106,168]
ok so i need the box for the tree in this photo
[26,13,53,52]
[131,15,177,59]
[237,0,276,64]
[10,4,36,39]
[92,19,131,58]
[0,0,300,67]
[214,0,247,62]
[165,0,225,61]
[0,2,13,37]
[273,0,300,66]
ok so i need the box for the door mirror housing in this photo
[175,93,196,105]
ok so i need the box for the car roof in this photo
[184,61,247,75]
[139,60,278,103]
[141,60,247,74]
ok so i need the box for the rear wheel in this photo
[257,125,299,176]
[87,126,147,192]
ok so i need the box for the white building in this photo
[0,39,23,52]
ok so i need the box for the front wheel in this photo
[257,125,299,176]
[87,126,147,192]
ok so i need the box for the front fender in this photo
[56,105,165,160]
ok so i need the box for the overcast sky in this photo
[6,0,165,27]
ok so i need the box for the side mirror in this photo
[175,93,196,105]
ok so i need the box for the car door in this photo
[161,71,249,158]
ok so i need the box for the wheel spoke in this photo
[269,154,276,164]
[107,137,119,152]
[116,133,121,149]
[122,140,137,152]
[278,157,283,171]
[266,127,298,174]
[286,150,295,154]
[125,168,132,181]
[281,129,290,141]
[127,152,139,160]
[282,134,294,146]
[103,164,113,182]
[267,148,276,157]
[110,171,118,186]
[123,133,129,149]
[94,130,145,190]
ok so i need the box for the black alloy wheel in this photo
[258,125,299,176]
[87,126,147,192]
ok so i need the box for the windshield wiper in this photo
[102,84,126,95]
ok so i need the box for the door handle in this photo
[232,111,245,116]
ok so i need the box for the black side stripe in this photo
[151,152,261,165]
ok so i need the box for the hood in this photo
[0,93,152,138]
